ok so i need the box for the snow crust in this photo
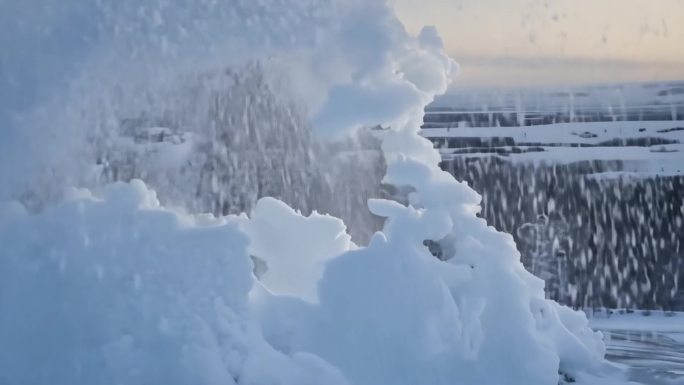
[0,0,626,384]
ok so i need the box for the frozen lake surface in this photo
[589,311,684,384]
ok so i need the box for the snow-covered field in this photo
[422,120,684,177]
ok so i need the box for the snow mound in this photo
[249,163,615,385]
[0,181,347,385]
[241,197,355,303]
[0,177,622,385]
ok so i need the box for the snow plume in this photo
[0,0,622,384]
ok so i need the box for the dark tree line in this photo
[443,156,684,310]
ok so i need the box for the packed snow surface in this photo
[0,0,636,384]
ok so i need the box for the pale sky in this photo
[393,0,684,86]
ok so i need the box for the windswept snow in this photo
[423,120,684,178]
[588,310,684,384]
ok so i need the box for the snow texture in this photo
[0,181,348,385]
[0,0,624,384]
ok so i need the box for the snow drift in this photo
[0,181,348,385]
[0,178,621,385]
[0,0,626,384]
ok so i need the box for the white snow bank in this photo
[248,162,619,384]
[0,177,623,385]
[422,120,684,144]
[241,197,354,303]
[0,181,347,385]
